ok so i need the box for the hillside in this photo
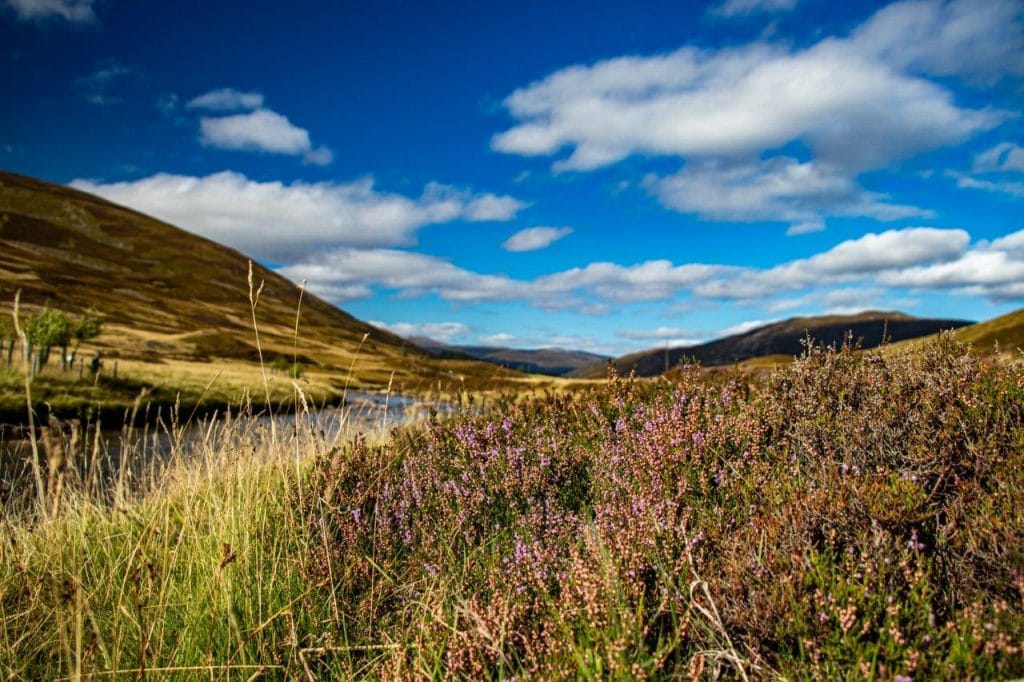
[887,307,1024,357]
[572,311,973,378]
[0,170,521,391]
[411,337,608,376]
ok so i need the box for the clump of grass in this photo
[0,402,396,679]
[0,334,1021,679]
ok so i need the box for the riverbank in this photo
[0,354,585,431]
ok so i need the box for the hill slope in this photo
[411,337,608,376]
[885,308,1024,357]
[950,308,1024,352]
[572,311,973,378]
[0,170,520,389]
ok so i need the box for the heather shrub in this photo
[306,334,1023,678]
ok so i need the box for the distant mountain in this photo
[410,337,609,376]
[571,311,973,379]
[0,170,520,389]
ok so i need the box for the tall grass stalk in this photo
[246,260,275,444]
[11,290,46,513]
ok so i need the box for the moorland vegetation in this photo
[1,334,1021,679]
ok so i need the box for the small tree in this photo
[23,307,72,375]
[68,307,103,368]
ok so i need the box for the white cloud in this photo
[492,0,1016,230]
[651,158,929,234]
[711,0,799,17]
[4,0,94,22]
[70,171,525,261]
[850,0,1024,85]
[694,227,970,299]
[199,109,333,165]
[278,248,529,303]
[187,88,264,112]
[502,226,573,252]
[493,38,1000,173]
[531,260,735,303]
[477,332,520,346]
[369,320,471,343]
[272,226,1024,309]
[617,327,705,347]
[877,229,1024,299]
[717,319,781,337]
[947,171,1024,198]
[974,142,1024,173]
[460,192,527,221]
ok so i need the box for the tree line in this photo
[0,306,104,377]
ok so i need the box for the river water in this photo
[0,391,455,501]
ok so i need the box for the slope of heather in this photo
[411,336,608,376]
[572,311,972,378]
[0,170,521,391]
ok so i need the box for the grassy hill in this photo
[411,337,608,376]
[572,311,972,378]
[885,307,1024,358]
[953,308,1024,351]
[0,171,525,412]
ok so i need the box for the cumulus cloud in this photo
[850,0,1024,85]
[502,226,573,252]
[199,109,333,165]
[273,226,1024,309]
[694,227,970,299]
[369,320,471,343]
[876,229,1024,299]
[493,34,1000,172]
[70,171,526,261]
[651,158,929,234]
[711,0,800,17]
[492,0,1017,231]
[4,0,94,22]
[186,88,264,112]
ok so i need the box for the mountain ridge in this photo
[408,336,608,376]
[571,311,974,379]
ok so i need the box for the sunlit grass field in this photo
[1,335,1022,679]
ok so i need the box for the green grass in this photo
[0,405,393,679]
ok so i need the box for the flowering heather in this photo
[307,335,1024,679]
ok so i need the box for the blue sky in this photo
[2,0,1023,355]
